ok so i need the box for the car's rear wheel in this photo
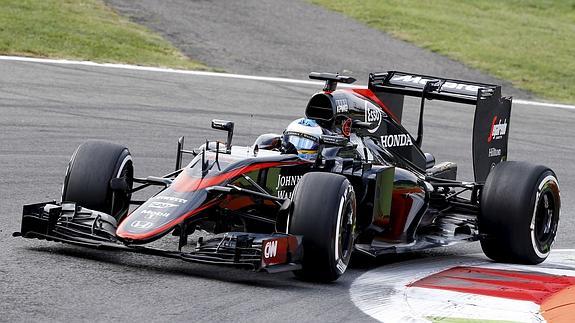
[288,172,356,282]
[479,161,560,264]
[62,140,133,221]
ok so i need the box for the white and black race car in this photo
[16,71,560,282]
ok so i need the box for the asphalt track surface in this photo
[1,59,574,322]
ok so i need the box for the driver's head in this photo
[283,118,323,161]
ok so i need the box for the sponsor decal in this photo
[336,258,347,274]
[155,196,187,204]
[380,134,413,148]
[141,209,170,219]
[263,240,278,259]
[341,118,352,137]
[276,174,303,199]
[284,131,318,142]
[320,135,347,146]
[277,175,303,187]
[261,238,290,267]
[366,106,381,123]
[335,98,348,113]
[488,147,502,157]
[365,101,383,134]
[488,116,508,142]
[148,201,178,209]
[130,220,153,229]
[391,74,481,94]
[278,191,294,199]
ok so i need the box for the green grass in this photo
[0,0,207,70]
[310,0,575,103]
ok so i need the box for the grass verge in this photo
[311,0,575,103]
[0,0,207,70]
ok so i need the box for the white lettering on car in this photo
[391,75,480,94]
[366,107,381,123]
[276,175,303,189]
[335,99,348,113]
[380,134,413,148]
[264,240,278,259]
[488,147,502,157]
[336,258,347,274]
[155,196,188,204]
[141,209,170,219]
[365,101,383,134]
[488,117,508,142]
[277,190,293,199]
[148,201,178,209]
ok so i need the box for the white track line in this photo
[513,99,575,110]
[0,55,323,86]
[1,55,574,110]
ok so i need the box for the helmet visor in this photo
[286,135,318,151]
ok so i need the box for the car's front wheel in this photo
[288,172,356,282]
[62,140,133,221]
[479,161,560,264]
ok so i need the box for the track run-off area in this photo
[1,56,574,322]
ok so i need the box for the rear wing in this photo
[369,71,512,183]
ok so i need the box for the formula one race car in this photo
[15,71,561,282]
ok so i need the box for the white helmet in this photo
[283,118,323,161]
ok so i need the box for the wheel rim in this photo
[531,175,560,258]
[335,186,356,275]
[534,189,557,250]
[338,201,354,260]
[111,158,133,219]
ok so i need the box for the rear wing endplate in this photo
[369,71,512,182]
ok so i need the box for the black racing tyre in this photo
[62,140,133,221]
[288,172,356,282]
[479,161,560,264]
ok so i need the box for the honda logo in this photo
[131,221,153,229]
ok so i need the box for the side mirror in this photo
[424,153,435,169]
[352,119,372,129]
[211,119,234,132]
[211,119,234,153]
[314,135,353,167]
[109,177,129,191]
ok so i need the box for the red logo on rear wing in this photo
[488,116,508,143]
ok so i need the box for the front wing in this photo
[14,202,303,273]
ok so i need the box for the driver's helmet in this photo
[283,118,323,161]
